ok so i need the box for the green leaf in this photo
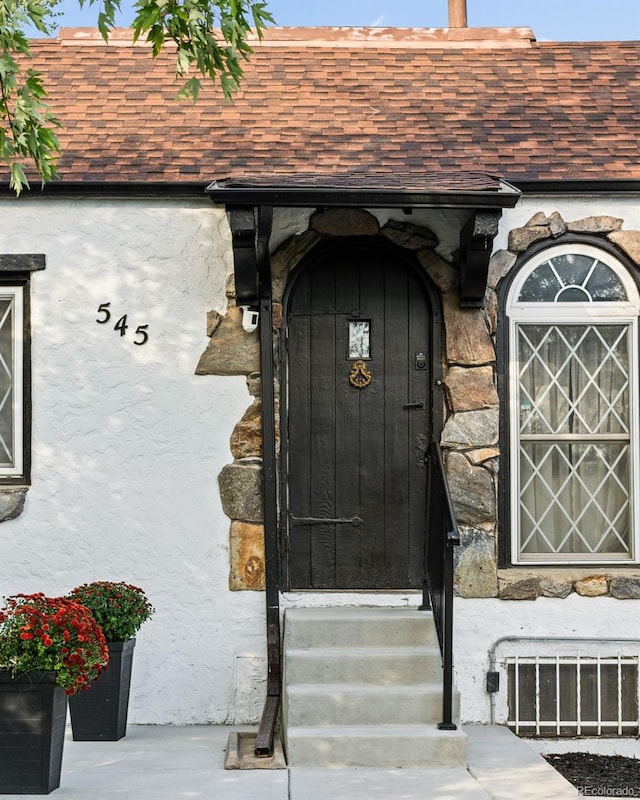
[9,160,28,194]
[175,75,201,102]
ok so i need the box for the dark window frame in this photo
[0,255,45,487]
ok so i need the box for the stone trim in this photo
[229,521,266,590]
[0,487,28,523]
[497,569,640,600]
[195,306,260,376]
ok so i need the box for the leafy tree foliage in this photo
[0,0,272,193]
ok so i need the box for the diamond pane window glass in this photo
[520,441,630,556]
[507,244,639,564]
[0,298,15,468]
[518,324,629,436]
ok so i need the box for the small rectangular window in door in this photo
[348,320,370,359]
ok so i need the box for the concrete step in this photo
[286,683,459,727]
[285,724,468,768]
[284,607,435,649]
[285,645,442,685]
[283,606,466,768]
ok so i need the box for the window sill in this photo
[496,567,640,600]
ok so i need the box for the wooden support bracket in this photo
[229,207,259,306]
[458,210,501,308]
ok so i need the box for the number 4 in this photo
[114,315,128,337]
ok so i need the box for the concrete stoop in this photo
[282,606,467,768]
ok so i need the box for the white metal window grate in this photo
[507,243,640,565]
[518,324,630,437]
[506,654,640,737]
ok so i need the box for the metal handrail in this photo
[423,441,460,730]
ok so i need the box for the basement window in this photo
[505,242,640,565]
[507,654,640,737]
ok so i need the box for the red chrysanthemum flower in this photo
[0,593,109,695]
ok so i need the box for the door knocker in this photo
[349,360,372,389]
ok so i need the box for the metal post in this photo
[253,206,282,758]
[438,533,457,730]
[421,446,433,611]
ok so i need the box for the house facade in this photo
[1,24,640,739]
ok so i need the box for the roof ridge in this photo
[252,26,537,47]
[56,25,537,49]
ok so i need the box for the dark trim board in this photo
[513,180,640,195]
[0,256,45,272]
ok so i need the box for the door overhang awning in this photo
[206,171,521,308]
[206,171,520,210]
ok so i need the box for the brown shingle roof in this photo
[11,27,640,186]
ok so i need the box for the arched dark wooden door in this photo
[283,241,435,589]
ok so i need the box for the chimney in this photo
[448,0,468,27]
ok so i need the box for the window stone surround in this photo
[198,208,640,599]
[492,212,640,600]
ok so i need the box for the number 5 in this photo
[96,303,111,324]
[134,324,149,346]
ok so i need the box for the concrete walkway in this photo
[0,724,580,799]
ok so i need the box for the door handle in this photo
[290,514,363,527]
[403,402,424,409]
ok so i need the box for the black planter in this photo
[69,638,135,741]
[0,670,67,794]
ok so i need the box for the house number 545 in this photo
[96,303,149,346]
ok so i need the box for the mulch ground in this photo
[544,752,640,797]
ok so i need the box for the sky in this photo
[28,0,640,41]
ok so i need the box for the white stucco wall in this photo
[1,192,638,728]
[0,195,265,724]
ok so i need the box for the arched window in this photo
[505,242,640,564]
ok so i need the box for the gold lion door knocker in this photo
[349,360,372,389]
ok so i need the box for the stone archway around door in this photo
[193,207,640,600]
